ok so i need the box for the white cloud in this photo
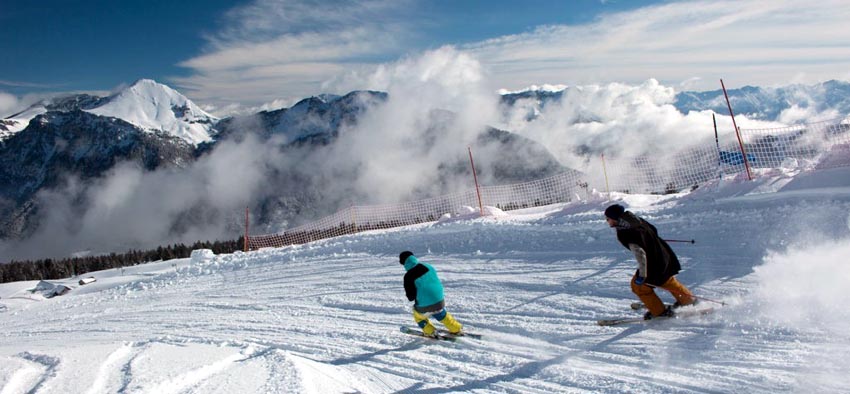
[0,92,18,118]
[174,0,412,111]
[323,47,499,203]
[1,136,276,260]
[176,0,850,111]
[214,0,404,42]
[465,0,850,92]
[492,77,791,194]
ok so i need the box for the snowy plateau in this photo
[1,165,850,393]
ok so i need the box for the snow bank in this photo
[190,249,215,265]
[437,205,508,224]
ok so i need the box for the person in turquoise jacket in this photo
[399,251,463,337]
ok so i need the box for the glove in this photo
[634,275,646,285]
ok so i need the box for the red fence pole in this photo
[468,147,484,216]
[720,79,753,180]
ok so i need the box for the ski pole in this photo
[694,295,726,306]
[664,239,695,244]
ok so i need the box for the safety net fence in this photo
[248,116,850,250]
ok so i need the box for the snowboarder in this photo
[604,204,696,320]
[399,251,463,337]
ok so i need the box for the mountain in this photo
[213,91,387,145]
[213,93,568,234]
[5,78,850,260]
[500,80,850,122]
[0,81,214,240]
[0,94,105,139]
[0,80,218,145]
[0,110,195,239]
[0,81,567,259]
[673,80,850,120]
[85,79,219,145]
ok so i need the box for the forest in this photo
[0,237,243,283]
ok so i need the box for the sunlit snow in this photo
[2,168,850,393]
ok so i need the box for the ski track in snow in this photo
[2,173,850,392]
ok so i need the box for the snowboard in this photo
[597,307,715,326]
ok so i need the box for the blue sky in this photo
[2,0,849,115]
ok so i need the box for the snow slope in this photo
[1,168,850,393]
[0,106,46,139]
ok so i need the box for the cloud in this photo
[213,0,406,42]
[172,0,850,115]
[0,80,61,89]
[465,0,850,92]
[174,0,413,112]
[176,0,850,113]
[0,92,19,118]
[0,136,276,260]
[492,78,797,194]
[0,47,500,259]
[0,55,841,260]
[321,47,499,203]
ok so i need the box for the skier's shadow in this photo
[501,259,626,313]
[394,326,646,394]
[328,341,424,365]
[395,353,570,394]
[588,325,645,351]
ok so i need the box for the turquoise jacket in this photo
[402,255,445,309]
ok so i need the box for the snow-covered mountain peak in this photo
[315,93,342,103]
[498,84,568,95]
[0,94,103,138]
[85,79,219,145]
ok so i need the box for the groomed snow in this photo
[2,167,850,393]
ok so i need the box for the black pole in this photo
[713,113,721,165]
[664,239,695,244]
[713,112,724,183]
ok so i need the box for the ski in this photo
[630,301,710,310]
[597,307,715,326]
[400,326,457,341]
[438,329,483,340]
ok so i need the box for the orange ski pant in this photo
[631,275,695,316]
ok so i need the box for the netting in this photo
[737,118,850,171]
[597,116,850,194]
[598,147,722,195]
[248,115,850,250]
[248,170,586,250]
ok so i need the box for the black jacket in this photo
[616,211,681,286]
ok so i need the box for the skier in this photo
[399,251,463,337]
[604,204,696,320]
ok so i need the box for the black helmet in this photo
[604,204,625,220]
